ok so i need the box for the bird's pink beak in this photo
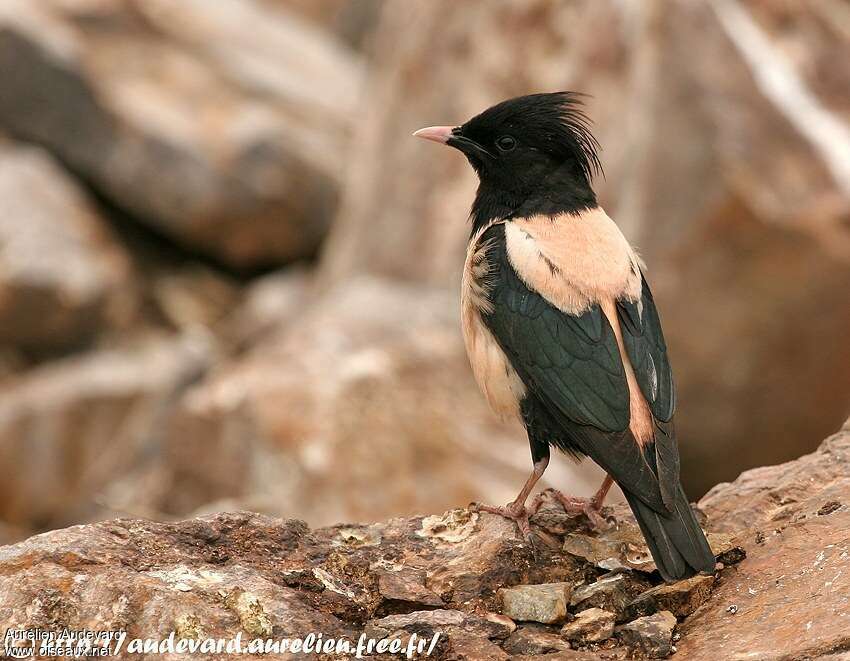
[412,125,455,145]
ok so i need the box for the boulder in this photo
[267,0,384,49]
[151,277,607,526]
[0,0,363,268]
[0,333,211,539]
[0,419,848,659]
[676,420,850,660]
[0,140,133,353]
[317,0,850,496]
[0,510,585,659]
[221,266,313,350]
[148,265,242,337]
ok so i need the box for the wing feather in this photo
[617,277,675,422]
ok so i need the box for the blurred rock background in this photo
[0,0,848,545]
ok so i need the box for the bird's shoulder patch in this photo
[504,207,642,314]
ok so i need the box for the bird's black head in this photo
[414,92,603,232]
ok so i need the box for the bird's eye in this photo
[496,135,516,152]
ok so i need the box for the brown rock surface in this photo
[615,611,677,659]
[569,573,651,620]
[499,583,573,625]
[560,608,616,644]
[0,509,586,660]
[0,140,133,353]
[152,277,607,526]
[676,420,850,660]
[623,575,715,620]
[269,0,384,50]
[0,419,847,659]
[317,0,850,496]
[222,267,313,349]
[0,0,363,267]
[503,624,572,655]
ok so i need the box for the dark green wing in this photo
[617,276,675,422]
[479,224,669,513]
[617,275,680,507]
[495,266,630,432]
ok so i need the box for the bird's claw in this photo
[469,500,536,546]
[539,488,613,531]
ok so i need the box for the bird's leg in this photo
[540,474,614,530]
[470,456,549,541]
[590,474,614,510]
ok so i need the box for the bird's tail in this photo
[623,484,715,582]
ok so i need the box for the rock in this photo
[700,421,850,534]
[271,0,384,50]
[2,422,850,659]
[224,588,275,636]
[366,608,512,643]
[0,0,363,268]
[405,510,584,612]
[155,277,605,527]
[624,575,715,620]
[223,267,312,349]
[676,421,850,661]
[569,573,651,619]
[365,608,462,639]
[615,611,677,659]
[375,567,444,611]
[0,511,576,659]
[149,266,241,335]
[563,504,741,578]
[563,531,654,574]
[714,543,747,568]
[0,141,133,353]
[560,608,616,644]
[499,583,573,625]
[504,624,573,655]
[0,513,357,648]
[514,654,628,661]
[317,0,850,497]
[448,632,509,661]
[0,333,210,539]
[483,612,517,637]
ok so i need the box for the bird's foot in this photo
[534,488,611,531]
[469,499,535,543]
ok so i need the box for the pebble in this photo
[615,611,677,658]
[560,607,616,643]
[499,582,573,624]
[624,574,715,619]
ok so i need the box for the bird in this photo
[413,92,715,582]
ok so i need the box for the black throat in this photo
[469,162,598,235]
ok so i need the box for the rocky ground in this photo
[1,420,847,660]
